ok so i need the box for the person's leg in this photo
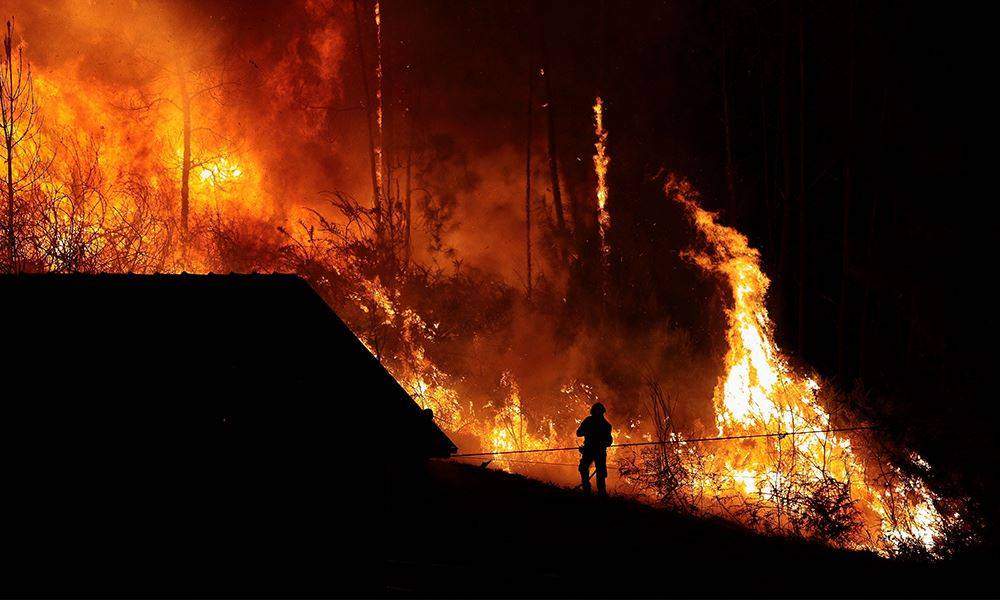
[595,449,608,496]
[578,450,593,493]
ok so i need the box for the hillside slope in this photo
[386,461,987,597]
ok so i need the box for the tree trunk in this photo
[837,0,855,382]
[374,0,387,242]
[3,122,13,271]
[3,133,12,270]
[539,19,565,237]
[3,22,14,270]
[405,117,413,267]
[858,187,877,381]
[525,57,534,301]
[352,0,381,222]
[796,5,807,355]
[859,86,888,381]
[777,0,793,326]
[179,71,192,241]
[720,1,737,217]
[757,15,774,259]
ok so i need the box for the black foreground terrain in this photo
[386,460,992,598]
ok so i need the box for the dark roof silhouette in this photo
[0,273,455,595]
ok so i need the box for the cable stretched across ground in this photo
[450,456,587,469]
[448,425,877,459]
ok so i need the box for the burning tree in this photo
[112,27,245,264]
[1,20,48,272]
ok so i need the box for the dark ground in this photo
[386,460,994,598]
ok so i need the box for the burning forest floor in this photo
[386,461,989,598]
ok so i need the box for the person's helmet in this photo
[591,402,606,416]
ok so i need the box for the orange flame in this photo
[593,96,610,258]
[668,174,945,554]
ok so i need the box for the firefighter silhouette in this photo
[576,403,613,495]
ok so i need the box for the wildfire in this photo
[352,276,569,473]
[593,96,610,258]
[3,7,967,559]
[342,175,953,554]
[667,174,946,554]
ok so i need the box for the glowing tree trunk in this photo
[593,97,610,261]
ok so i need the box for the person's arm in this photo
[576,417,589,437]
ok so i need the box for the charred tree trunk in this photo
[179,72,192,241]
[2,21,45,272]
[353,0,381,224]
[2,22,14,270]
[3,78,13,269]
[3,141,11,270]
[757,15,774,257]
[837,0,855,382]
[858,189,877,381]
[374,0,388,245]
[525,56,534,301]
[859,86,888,381]
[796,6,807,355]
[405,117,412,267]
[720,1,737,217]
[777,0,793,326]
[539,18,566,237]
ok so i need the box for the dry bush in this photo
[618,378,698,512]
